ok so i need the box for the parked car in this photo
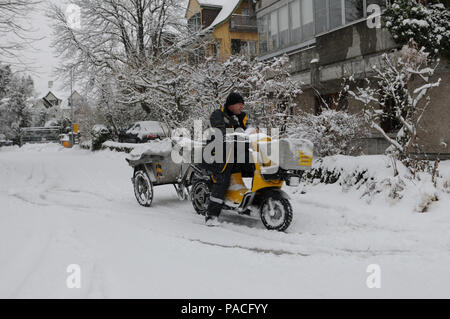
[119,121,170,143]
[0,134,13,147]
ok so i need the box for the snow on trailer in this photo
[125,138,191,207]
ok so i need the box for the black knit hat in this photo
[225,92,245,107]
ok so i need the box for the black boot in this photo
[205,200,222,226]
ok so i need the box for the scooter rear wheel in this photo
[260,196,293,231]
[191,180,211,216]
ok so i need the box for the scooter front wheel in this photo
[260,196,293,231]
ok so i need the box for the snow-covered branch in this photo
[348,41,441,173]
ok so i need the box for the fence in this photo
[20,127,62,145]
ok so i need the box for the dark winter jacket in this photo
[205,105,250,169]
[209,104,248,134]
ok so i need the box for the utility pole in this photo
[70,67,74,147]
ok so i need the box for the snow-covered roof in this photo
[39,89,83,110]
[197,0,223,7]
[186,0,242,30]
[206,0,242,30]
[44,91,62,102]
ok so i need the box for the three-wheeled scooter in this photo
[190,134,313,231]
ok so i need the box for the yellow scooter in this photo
[190,135,313,231]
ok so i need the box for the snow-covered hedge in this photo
[80,140,92,150]
[91,125,112,151]
[302,155,449,212]
[384,0,450,57]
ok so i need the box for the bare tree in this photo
[349,41,441,175]
[48,0,207,113]
[0,0,41,64]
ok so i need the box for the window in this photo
[345,0,364,23]
[188,13,201,32]
[301,0,314,40]
[279,5,289,47]
[210,42,219,58]
[290,0,301,44]
[259,0,388,55]
[242,41,257,56]
[314,0,328,34]
[269,11,278,50]
[258,15,268,54]
[232,39,257,57]
[231,39,241,55]
[329,0,343,29]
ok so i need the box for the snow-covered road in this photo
[1,144,449,298]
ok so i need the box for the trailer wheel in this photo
[133,170,154,207]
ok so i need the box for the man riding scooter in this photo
[204,92,256,227]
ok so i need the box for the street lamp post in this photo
[70,67,74,147]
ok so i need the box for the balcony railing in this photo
[230,14,257,32]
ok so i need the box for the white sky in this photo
[19,0,71,98]
[2,0,71,98]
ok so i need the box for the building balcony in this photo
[229,14,257,33]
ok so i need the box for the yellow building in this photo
[185,0,258,61]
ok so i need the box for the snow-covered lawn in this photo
[1,144,449,298]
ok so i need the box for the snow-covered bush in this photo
[91,124,111,151]
[384,0,450,57]
[348,41,441,175]
[414,172,439,212]
[302,156,404,203]
[361,175,407,203]
[287,110,367,158]
[301,155,445,211]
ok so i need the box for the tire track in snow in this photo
[3,225,55,298]
[187,239,310,257]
